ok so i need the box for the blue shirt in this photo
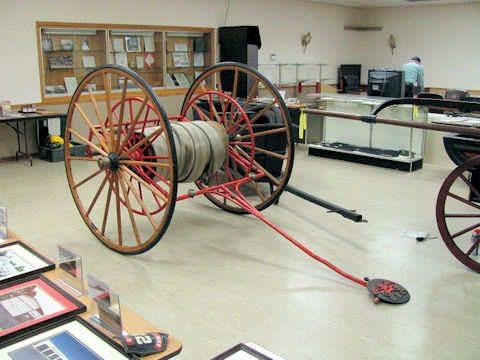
[402,62,424,90]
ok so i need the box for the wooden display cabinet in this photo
[36,22,215,105]
[108,30,164,89]
[40,27,108,96]
[165,32,212,88]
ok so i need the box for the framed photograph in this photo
[114,53,128,68]
[82,55,96,68]
[212,343,274,360]
[0,317,129,359]
[41,39,53,52]
[143,35,155,52]
[48,55,73,70]
[0,275,86,343]
[125,36,141,52]
[0,241,54,285]
[81,39,90,51]
[172,52,190,67]
[59,39,73,51]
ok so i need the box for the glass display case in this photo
[37,22,215,103]
[305,94,427,172]
[165,31,212,88]
[40,27,107,96]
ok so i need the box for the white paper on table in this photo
[174,43,188,52]
[193,52,204,67]
[144,35,155,52]
[113,38,125,52]
[47,117,61,136]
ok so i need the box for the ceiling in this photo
[310,0,478,7]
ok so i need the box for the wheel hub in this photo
[97,153,120,171]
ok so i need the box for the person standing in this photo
[402,56,424,97]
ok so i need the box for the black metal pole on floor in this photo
[284,185,364,223]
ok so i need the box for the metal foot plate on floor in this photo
[366,278,410,304]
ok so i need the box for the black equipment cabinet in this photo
[367,69,405,98]
[218,26,262,98]
[337,64,361,94]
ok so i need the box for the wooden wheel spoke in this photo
[120,160,170,168]
[237,126,287,140]
[103,73,114,149]
[118,172,142,245]
[112,173,123,246]
[68,128,108,157]
[251,180,266,201]
[452,222,480,239]
[448,192,480,211]
[241,144,287,160]
[124,126,164,157]
[101,175,114,235]
[143,165,172,190]
[121,165,168,202]
[445,214,480,218]
[115,78,129,152]
[75,103,109,151]
[86,174,109,216]
[88,86,109,144]
[67,156,98,162]
[235,146,280,186]
[207,93,222,123]
[121,171,157,228]
[459,174,480,200]
[192,104,212,122]
[245,78,259,104]
[74,169,103,189]
[119,97,149,153]
[250,99,277,124]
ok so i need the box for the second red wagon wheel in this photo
[181,62,295,214]
[65,65,178,254]
[436,155,480,272]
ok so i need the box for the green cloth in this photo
[402,62,424,91]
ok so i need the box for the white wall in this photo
[0,0,362,105]
[356,3,480,89]
[0,0,363,158]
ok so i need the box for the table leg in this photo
[15,119,20,161]
[23,120,32,166]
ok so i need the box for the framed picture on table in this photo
[0,317,130,359]
[0,241,55,286]
[0,275,86,344]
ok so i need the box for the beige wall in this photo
[356,3,480,90]
[0,0,478,164]
[0,0,362,158]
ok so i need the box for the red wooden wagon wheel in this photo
[65,65,178,254]
[436,155,480,272]
[181,62,295,214]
